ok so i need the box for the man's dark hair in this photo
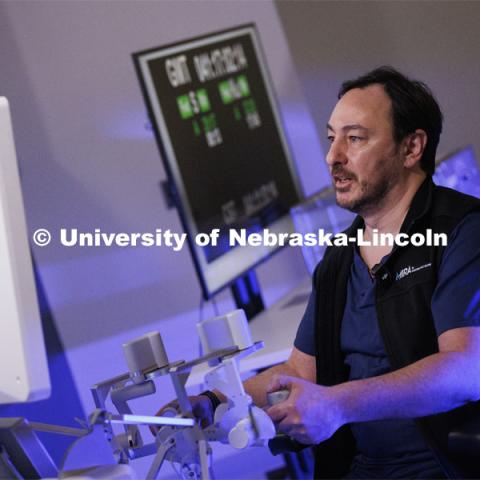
[338,66,443,175]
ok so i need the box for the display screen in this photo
[433,145,479,198]
[133,25,302,297]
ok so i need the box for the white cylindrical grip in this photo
[197,309,253,354]
[122,332,168,375]
[228,418,255,449]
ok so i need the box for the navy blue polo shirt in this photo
[294,212,480,477]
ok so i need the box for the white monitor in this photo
[433,145,480,198]
[0,97,50,404]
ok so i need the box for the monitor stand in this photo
[230,270,264,320]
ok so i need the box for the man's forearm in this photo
[333,351,480,425]
[243,362,300,407]
[210,363,296,407]
[212,347,315,408]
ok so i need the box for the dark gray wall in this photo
[276,0,480,162]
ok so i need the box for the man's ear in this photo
[403,129,428,169]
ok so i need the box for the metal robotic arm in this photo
[65,310,276,480]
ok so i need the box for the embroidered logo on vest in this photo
[395,262,432,281]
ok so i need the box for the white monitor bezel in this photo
[0,97,51,404]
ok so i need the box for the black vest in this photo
[312,179,480,479]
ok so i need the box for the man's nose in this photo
[326,139,347,166]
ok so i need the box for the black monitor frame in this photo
[133,24,303,299]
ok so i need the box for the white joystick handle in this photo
[267,389,290,406]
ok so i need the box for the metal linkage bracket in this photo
[87,337,267,479]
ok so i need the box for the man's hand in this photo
[151,395,214,435]
[265,374,345,445]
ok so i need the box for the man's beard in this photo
[338,177,390,214]
[332,164,397,214]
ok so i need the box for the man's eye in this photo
[327,136,334,143]
[349,136,363,142]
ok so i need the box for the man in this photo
[168,67,480,478]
